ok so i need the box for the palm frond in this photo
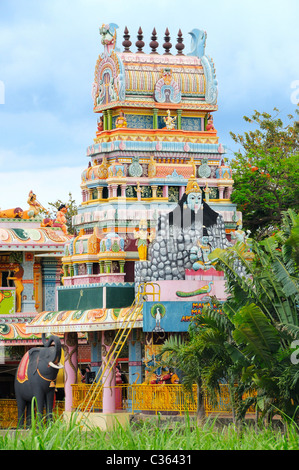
[232,303,280,365]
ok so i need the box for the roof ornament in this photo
[188,28,218,105]
[99,23,119,56]
[136,27,145,53]
[163,28,172,55]
[175,29,185,55]
[122,26,132,53]
[187,28,206,58]
[150,28,159,54]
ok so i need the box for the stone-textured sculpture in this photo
[135,176,230,282]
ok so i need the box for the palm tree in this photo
[161,333,207,423]
[161,303,249,424]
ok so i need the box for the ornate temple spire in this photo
[163,27,172,55]
[136,27,145,53]
[175,29,185,55]
[149,27,159,54]
[122,26,132,52]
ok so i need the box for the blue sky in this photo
[0,0,298,210]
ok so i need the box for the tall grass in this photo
[0,413,298,450]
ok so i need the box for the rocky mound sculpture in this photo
[135,176,231,283]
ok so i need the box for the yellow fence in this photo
[71,383,256,416]
[0,400,65,429]
[131,384,198,414]
[0,384,256,428]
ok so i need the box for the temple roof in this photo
[0,219,72,251]
[0,226,71,251]
[26,307,143,333]
[92,24,218,112]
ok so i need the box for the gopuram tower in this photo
[28,24,242,414]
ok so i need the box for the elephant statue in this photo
[15,333,63,427]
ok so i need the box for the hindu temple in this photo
[2,24,243,425]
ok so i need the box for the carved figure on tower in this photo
[115,111,127,128]
[134,219,154,261]
[99,23,119,56]
[163,110,177,130]
[54,204,68,235]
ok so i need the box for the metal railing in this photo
[0,383,257,427]
[71,383,257,416]
[0,400,64,428]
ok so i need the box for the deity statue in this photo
[97,116,104,132]
[163,110,176,130]
[23,191,43,219]
[206,113,215,131]
[134,219,154,261]
[54,204,68,235]
[231,221,251,243]
[204,181,211,203]
[115,111,127,128]
[190,234,213,271]
[135,174,230,283]
[7,265,24,312]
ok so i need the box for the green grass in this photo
[0,413,299,450]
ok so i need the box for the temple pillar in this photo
[218,185,225,200]
[119,260,125,274]
[63,264,69,277]
[73,263,79,276]
[102,330,116,413]
[103,110,108,131]
[163,185,169,198]
[121,184,127,198]
[21,253,35,312]
[153,108,158,129]
[111,183,118,198]
[177,109,182,130]
[151,185,158,198]
[107,109,112,130]
[69,264,74,277]
[90,331,102,377]
[99,260,105,274]
[227,185,233,199]
[97,186,103,199]
[86,262,93,276]
[127,329,142,412]
[63,332,78,412]
[42,258,60,311]
[104,260,112,273]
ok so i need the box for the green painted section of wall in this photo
[58,286,103,310]
[57,285,135,310]
[106,286,135,308]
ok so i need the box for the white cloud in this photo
[0,0,298,210]
[0,166,83,211]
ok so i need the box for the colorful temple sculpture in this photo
[0,192,90,405]
[25,24,243,421]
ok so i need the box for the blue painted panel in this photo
[143,300,223,332]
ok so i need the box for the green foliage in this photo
[232,303,280,366]
[161,210,299,424]
[230,108,299,238]
[1,414,298,450]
